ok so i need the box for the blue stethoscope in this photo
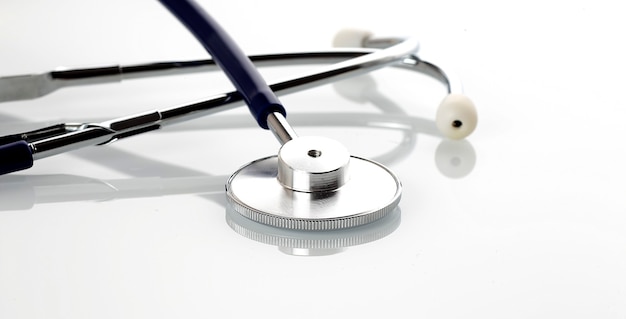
[0,0,477,230]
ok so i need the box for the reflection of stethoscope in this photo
[225,205,402,256]
[0,0,477,231]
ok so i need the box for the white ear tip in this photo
[435,94,478,140]
[332,29,373,48]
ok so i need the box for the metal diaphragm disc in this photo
[225,155,402,231]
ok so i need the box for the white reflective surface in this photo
[1,0,626,318]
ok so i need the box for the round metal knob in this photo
[277,136,350,192]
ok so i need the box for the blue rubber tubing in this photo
[158,0,286,129]
[0,141,34,175]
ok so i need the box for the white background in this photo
[1,0,625,318]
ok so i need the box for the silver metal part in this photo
[31,110,163,160]
[277,136,350,192]
[225,205,401,256]
[0,35,464,189]
[226,155,401,231]
[6,39,421,161]
[267,112,298,144]
[0,38,419,103]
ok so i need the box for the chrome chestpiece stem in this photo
[269,113,350,193]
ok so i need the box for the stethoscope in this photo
[0,0,477,231]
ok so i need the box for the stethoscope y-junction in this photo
[0,0,477,231]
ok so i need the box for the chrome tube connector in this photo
[267,112,298,145]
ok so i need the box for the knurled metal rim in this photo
[225,206,401,249]
[225,155,402,231]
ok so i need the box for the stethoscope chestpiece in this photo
[226,136,402,231]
